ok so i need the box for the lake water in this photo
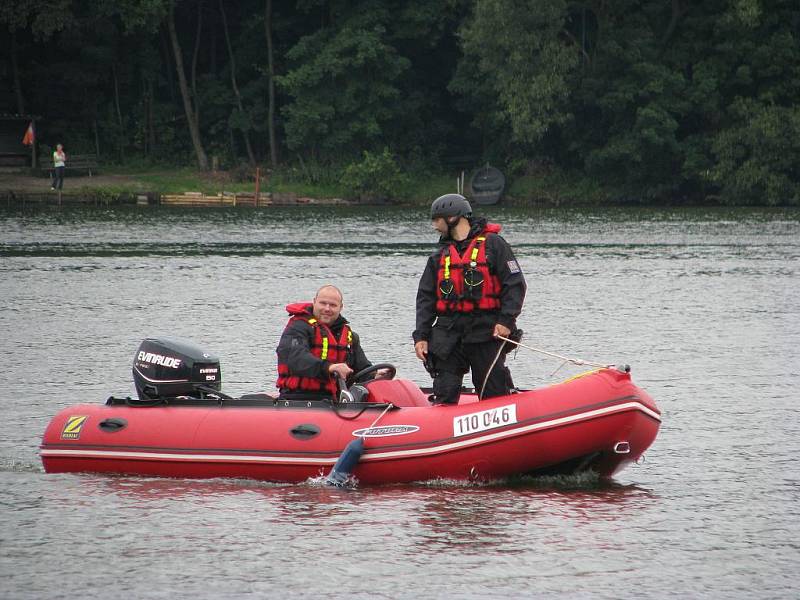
[1,204,798,599]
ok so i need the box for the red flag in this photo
[22,122,34,146]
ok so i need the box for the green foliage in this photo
[94,0,167,33]
[452,0,578,146]
[8,0,800,205]
[711,100,800,206]
[73,185,123,203]
[572,4,693,198]
[277,7,410,157]
[267,175,345,200]
[111,167,256,195]
[277,157,340,187]
[402,173,457,203]
[682,1,800,204]
[509,170,608,206]
[340,148,409,201]
[0,0,75,37]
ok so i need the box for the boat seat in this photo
[364,378,430,407]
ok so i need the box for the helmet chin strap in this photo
[445,215,461,237]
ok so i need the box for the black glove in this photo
[503,328,523,354]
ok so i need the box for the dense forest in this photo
[2,0,799,205]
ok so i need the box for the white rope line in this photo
[479,340,507,401]
[361,402,394,439]
[494,335,612,370]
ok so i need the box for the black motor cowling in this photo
[133,337,221,400]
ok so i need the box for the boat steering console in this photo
[338,363,397,403]
[352,363,397,383]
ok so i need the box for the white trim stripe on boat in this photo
[364,401,660,461]
[41,400,661,465]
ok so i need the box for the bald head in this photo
[315,285,343,303]
[312,285,344,324]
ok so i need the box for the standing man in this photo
[51,144,66,191]
[276,284,387,401]
[413,194,526,404]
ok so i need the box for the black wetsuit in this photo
[413,217,527,403]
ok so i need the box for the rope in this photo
[494,335,612,375]
[478,340,507,400]
[361,403,394,438]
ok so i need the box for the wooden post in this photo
[255,167,260,207]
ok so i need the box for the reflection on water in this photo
[1,204,798,599]
[30,471,661,563]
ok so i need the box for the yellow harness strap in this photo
[306,317,330,360]
[470,237,485,265]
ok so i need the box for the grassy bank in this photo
[4,163,620,206]
[507,173,610,206]
[110,164,620,205]
[81,165,467,204]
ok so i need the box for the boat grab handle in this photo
[99,418,128,432]
[613,441,631,454]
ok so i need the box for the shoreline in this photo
[1,189,354,207]
[3,169,795,209]
[0,169,355,207]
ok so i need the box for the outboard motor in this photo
[133,337,221,400]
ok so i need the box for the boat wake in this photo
[305,473,359,489]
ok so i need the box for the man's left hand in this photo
[493,323,511,339]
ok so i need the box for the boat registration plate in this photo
[453,404,517,437]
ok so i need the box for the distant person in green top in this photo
[51,144,65,190]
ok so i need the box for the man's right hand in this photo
[328,363,353,380]
[414,340,428,361]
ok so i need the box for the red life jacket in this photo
[276,302,353,396]
[436,223,503,313]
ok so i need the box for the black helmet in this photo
[430,194,472,219]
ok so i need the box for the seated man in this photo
[276,284,386,401]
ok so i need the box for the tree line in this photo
[2,0,798,205]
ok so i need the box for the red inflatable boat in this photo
[41,338,661,485]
